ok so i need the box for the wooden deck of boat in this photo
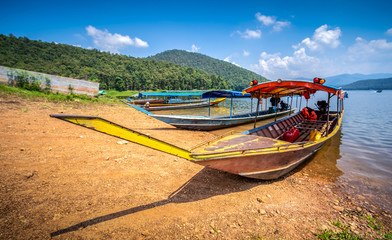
[249,111,338,143]
[197,111,339,155]
[199,134,285,154]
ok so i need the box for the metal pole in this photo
[299,97,302,110]
[337,94,340,119]
[326,93,331,136]
[254,97,260,129]
[274,94,278,121]
[230,95,233,118]
[208,96,211,116]
[254,90,261,129]
[290,94,293,115]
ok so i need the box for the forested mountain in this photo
[324,73,392,87]
[148,50,268,90]
[0,34,228,91]
[343,77,392,90]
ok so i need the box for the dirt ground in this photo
[0,94,391,239]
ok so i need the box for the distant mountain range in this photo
[293,73,392,88]
[148,49,268,91]
[294,73,392,87]
[343,77,392,90]
[324,73,392,87]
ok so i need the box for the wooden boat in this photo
[51,80,345,180]
[127,92,226,111]
[123,101,295,131]
[128,99,164,105]
[138,97,226,111]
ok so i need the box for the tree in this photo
[114,75,126,91]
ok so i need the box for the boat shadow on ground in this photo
[50,167,283,237]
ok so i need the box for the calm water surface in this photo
[158,91,392,211]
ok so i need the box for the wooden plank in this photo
[268,125,279,138]
[262,128,271,138]
[296,129,312,142]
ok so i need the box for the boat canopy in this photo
[243,80,345,99]
[138,92,203,98]
[202,90,251,98]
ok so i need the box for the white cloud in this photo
[237,29,261,39]
[251,48,321,80]
[255,12,290,32]
[133,37,149,48]
[386,28,392,36]
[224,56,241,67]
[295,24,341,51]
[86,25,148,53]
[347,37,392,61]
[255,13,276,26]
[339,37,392,73]
[191,44,200,52]
[273,21,291,32]
[250,26,392,79]
[243,50,250,57]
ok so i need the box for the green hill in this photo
[0,34,228,91]
[343,78,392,90]
[148,49,268,91]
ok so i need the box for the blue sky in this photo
[1,0,392,80]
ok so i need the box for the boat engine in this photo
[316,100,328,114]
[280,101,288,110]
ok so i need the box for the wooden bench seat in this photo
[251,112,337,143]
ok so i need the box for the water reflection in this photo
[300,129,343,182]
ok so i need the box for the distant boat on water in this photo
[376,90,382,93]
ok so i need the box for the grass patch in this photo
[316,216,392,240]
[104,89,138,99]
[0,84,123,105]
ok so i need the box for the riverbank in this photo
[0,94,391,239]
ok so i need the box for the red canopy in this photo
[243,80,344,99]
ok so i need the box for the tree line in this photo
[343,78,392,90]
[0,34,228,91]
[148,49,269,90]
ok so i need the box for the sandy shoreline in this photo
[0,94,391,239]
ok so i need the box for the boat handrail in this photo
[191,141,311,157]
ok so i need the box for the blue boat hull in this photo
[152,108,295,130]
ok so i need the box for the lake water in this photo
[158,91,392,212]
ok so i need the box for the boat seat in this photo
[293,116,337,142]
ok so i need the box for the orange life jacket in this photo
[302,108,310,119]
[310,111,317,120]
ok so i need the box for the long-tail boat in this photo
[127,92,226,111]
[122,90,295,131]
[124,102,294,131]
[51,79,345,180]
